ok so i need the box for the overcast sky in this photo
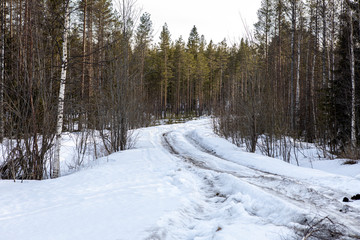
[134,0,262,44]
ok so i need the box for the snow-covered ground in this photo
[1,118,360,240]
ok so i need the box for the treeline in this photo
[215,0,360,161]
[0,0,359,179]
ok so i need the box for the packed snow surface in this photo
[1,118,360,240]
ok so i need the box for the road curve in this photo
[162,130,360,239]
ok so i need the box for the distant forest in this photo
[0,0,359,180]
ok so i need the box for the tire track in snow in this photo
[185,132,360,221]
[160,132,305,239]
[151,132,232,239]
[162,131,360,239]
[186,132,360,239]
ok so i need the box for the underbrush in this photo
[291,216,350,240]
[0,128,138,180]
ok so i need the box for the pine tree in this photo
[159,23,172,117]
[173,36,186,115]
[135,12,153,95]
[254,0,273,81]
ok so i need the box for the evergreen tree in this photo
[330,2,359,153]
[135,12,153,94]
[159,23,172,117]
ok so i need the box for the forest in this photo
[0,0,359,180]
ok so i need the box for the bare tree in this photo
[322,0,327,87]
[81,0,87,100]
[290,0,297,130]
[0,0,4,142]
[310,0,319,140]
[53,0,70,178]
[80,0,87,131]
[295,7,303,130]
[97,0,140,153]
[347,0,357,150]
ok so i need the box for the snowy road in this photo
[1,118,360,240]
[161,129,360,239]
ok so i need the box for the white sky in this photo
[135,0,262,44]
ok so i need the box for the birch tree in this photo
[295,5,303,130]
[310,0,319,139]
[346,0,357,150]
[53,0,70,178]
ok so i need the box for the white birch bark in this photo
[348,3,357,149]
[310,0,318,138]
[53,1,70,178]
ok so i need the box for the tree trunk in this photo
[295,14,302,130]
[278,0,282,105]
[348,2,357,150]
[164,48,168,117]
[80,0,87,131]
[176,59,181,115]
[0,0,5,142]
[81,0,87,103]
[53,0,70,178]
[328,0,334,88]
[290,0,296,131]
[322,0,327,87]
[88,0,93,100]
[9,0,12,38]
[310,0,318,139]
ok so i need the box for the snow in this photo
[1,118,360,240]
[187,122,360,195]
[0,149,184,239]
